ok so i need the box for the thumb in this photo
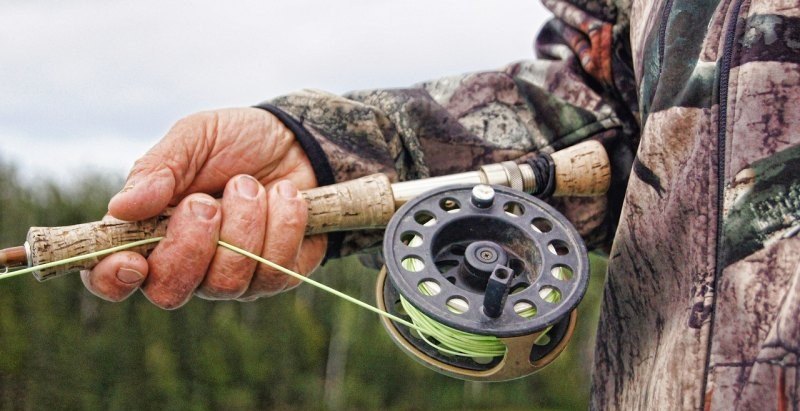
[108,163,177,221]
[108,113,215,221]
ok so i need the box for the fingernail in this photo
[117,268,144,284]
[277,180,297,199]
[190,198,218,220]
[236,175,260,199]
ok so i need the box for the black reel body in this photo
[377,184,589,381]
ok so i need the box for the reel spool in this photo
[376,184,589,381]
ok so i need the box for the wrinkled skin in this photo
[80,108,327,309]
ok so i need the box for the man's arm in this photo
[264,6,638,258]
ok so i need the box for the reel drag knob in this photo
[460,240,508,287]
[376,184,589,381]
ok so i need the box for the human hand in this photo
[80,108,327,308]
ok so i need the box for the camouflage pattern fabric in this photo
[267,0,800,409]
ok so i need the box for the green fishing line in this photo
[215,241,420,332]
[0,236,558,361]
[397,231,556,359]
[398,254,506,359]
[0,237,420,332]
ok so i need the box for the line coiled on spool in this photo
[397,233,556,360]
[396,232,505,359]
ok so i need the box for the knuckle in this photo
[225,205,261,227]
[179,194,220,223]
[269,210,306,241]
[177,111,220,141]
[176,112,207,128]
[128,157,160,178]
[129,157,149,173]
[279,211,305,232]
[184,192,216,203]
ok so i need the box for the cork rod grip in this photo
[301,173,395,234]
[27,174,396,281]
[549,140,611,197]
[27,214,171,281]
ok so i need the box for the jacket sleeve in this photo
[260,0,638,259]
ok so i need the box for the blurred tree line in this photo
[0,159,607,410]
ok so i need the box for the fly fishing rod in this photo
[0,140,610,382]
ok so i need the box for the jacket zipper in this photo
[658,0,676,69]
[702,0,747,402]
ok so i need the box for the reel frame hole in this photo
[446,297,469,314]
[539,286,562,304]
[439,198,461,213]
[531,217,553,233]
[402,256,425,272]
[510,282,530,295]
[513,300,537,318]
[414,211,437,226]
[547,240,570,256]
[503,201,525,217]
[551,265,574,281]
[401,231,423,247]
[418,279,441,296]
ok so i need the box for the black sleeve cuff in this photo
[254,103,343,261]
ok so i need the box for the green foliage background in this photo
[0,161,607,410]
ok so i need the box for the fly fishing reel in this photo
[376,184,589,381]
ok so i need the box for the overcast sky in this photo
[1,1,551,185]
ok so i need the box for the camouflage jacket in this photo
[261,0,800,409]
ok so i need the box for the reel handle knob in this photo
[482,265,514,319]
